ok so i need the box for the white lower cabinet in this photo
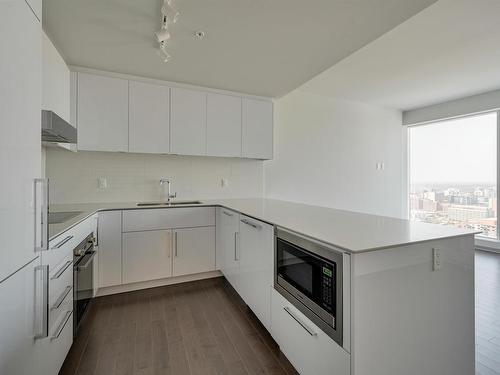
[238,215,274,331]
[216,208,241,292]
[173,227,216,277]
[271,289,350,375]
[0,258,40,375]
[98,211,123,288]
[123,230,172,284]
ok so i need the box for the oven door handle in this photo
[283,306,318,337]
[76,251,96,270]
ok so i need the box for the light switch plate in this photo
[433,248,442,271]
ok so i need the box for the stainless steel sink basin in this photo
[136,201,202,207]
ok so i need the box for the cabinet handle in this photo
[35,265,49,339]
[51,311,72,341]
[52,235,73,249]
[283,306,317,337]
[174,231,178,257]
[234,232,239,261]
[241,219,261,230]
[51,286,72,311]
[34,178,49,252]
[51,260,72,280]
[222,210,233,217]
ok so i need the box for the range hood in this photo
[41,110,77,144]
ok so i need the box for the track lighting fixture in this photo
[155,0,179,63]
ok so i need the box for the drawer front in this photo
[123,207,215,232]
[46,216,94,271]
[48,281,73,333]
[47,307,73,375]
[271,289,350,375]
[49,254,73,329]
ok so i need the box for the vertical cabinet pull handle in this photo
[35,265,49,339]
[234,232,239,261]
[174,231,178,257]
[34,178,49,252]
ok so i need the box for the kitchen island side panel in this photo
[351,235,475,375]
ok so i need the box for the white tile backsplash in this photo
[46,149,264,204]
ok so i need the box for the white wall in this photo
[46,149,263,204]
[265,89,404,218]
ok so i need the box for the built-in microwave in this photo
[274,228,343,346]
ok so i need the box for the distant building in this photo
[447,205,489,221]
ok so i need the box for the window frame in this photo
[405,110,500,250]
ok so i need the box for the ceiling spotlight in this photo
[161,0,180,24]
[194,31,205,40]
[155,28,171,43]
[155,0,180,63]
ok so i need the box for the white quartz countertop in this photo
[49,198,477,253]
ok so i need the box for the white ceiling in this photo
[300,0,500,110]
[42,0,436,98]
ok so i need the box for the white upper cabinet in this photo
[242,98,273,159]
[42,32,70,122]
[71,71,273,159]
[129,81,170,154]
[77,73,129,152]
[170,87,207,156]
[206,93,242,157]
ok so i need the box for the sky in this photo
[409,112,497,184]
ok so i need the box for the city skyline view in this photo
[409,112,497,238]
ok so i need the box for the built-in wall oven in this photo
[275,228,343,346]
[73,234,95,335]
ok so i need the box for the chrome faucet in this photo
[159,178,177,202]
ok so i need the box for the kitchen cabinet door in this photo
[129,81,170,154]
[98,211,122,288]
[173,227,215,277]
[170,87,207,156]
[239,215,274,330]
[0,258,40,375]
[271,289,350,375]
[242,98,273,159]
[206,93,242,157]
[77,73,128,152]
[216,208,241,293]
[122,230,172,284]
[0,0,41,281]
[26,0,41,20]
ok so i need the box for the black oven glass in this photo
[74,237,95,334]
[276,238,336,314]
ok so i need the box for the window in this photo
[408,112,498,239]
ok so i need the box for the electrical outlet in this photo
[433,248,442,271]
[98,177,108,190]
[221,178,229,188]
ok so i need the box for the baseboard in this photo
[96,270,222,296]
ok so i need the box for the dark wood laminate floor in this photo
[60,277,297,375]
[476,250,500,375]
